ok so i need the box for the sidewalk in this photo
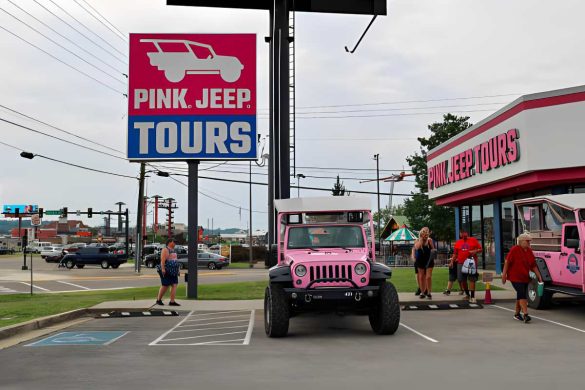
[91,288,517,312]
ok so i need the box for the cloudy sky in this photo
[0,0,583,231]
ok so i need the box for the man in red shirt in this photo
[502,233,543,323]
[449,230,482,303]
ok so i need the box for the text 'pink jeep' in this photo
[264,197,400,337]
[514,194,585,308]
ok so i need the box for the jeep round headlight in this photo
[295,264,307,277]
[355,263,367,275]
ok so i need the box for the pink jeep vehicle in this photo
[513,194,585,309]
[264,197,400,337]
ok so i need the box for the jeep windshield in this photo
[287,225,365,250]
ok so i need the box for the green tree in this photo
[331,175,349,196]
[403,114,473,242]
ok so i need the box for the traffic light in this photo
[39,208,44,218]
[61,207,68,218]
[88,208,93,218]
[14,208,19,218]
[22,234,28,247]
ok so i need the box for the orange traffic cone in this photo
[484,282,493,304]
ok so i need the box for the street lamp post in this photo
[115,202,125,234]
[296,173,305,197]
[374,154,381,254]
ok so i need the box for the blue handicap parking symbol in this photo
[26,331,128,347]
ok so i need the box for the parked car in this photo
[63,243,87,254]
[29,241,52,254]
[60,246,127,269]
[142,250,228,270]
[108,243,134,257]
[41,246,65,262]
[0,247,15,255]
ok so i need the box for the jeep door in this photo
[560,224,582,288]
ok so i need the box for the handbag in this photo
[461,258,477,275]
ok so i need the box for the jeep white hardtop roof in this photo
[275,196,371,213]
[513,194,585,211]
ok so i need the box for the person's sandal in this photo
[523,314,531,323]
[169,301,181,306]
[415,288,421,296]
[156,300,164,306]
[443,290,451,295]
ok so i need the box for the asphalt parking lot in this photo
[0,254,267,293]
[2,299,585,390]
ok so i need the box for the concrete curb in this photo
[0,308,89,341]
[0,306,156,341]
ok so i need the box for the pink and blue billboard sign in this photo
[127,33,257,161]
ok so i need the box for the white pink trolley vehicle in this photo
[513,194,585,309]
[264,197,400,337]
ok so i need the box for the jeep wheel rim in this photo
[528,284,537,302]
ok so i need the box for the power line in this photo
[0,140,21,151]
[171,173,412,197]
[37,154,136,179]
[0,139,136,179]
[0,104,125,156]
[33,0,127,65]
[7,0,125,75]
[72,0,127,42]
[259,102,506,115]
[79,0,127,40]
[47,0,126,58]
[258,109,494,119]
[0,25,126,96]
[167,175,268,214]
[0,117,127,161]
[0,6,125,84]
[259,93,523,110]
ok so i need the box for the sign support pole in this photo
[187,160,199,299]
[20,216,28,270]
[135,163,146,273]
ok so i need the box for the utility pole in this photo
[135,162,146,273]
[374,154,381,254]
[249,161,253,268]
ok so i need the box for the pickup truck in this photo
[60,246,127,269]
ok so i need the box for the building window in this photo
[483,203,495,269]
[501,198,516,258]
[460,206,470,234]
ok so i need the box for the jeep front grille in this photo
[308,264,352,282]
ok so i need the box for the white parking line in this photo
[151,310,254,346]
[170,325,249,333]
[0,286,18,293]
[189,310,246,317]
[161,338,245,346]
[177,319,251,328]
[159,331,247,342]
[56,281,90,290]
[243,310,255,345]
[183,314,251,322]
[149,310,194,346]
[491,305,585,334]
[20,282,50,292]
[399,323,439,343]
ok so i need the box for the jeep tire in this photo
[369,281,400,335]
[527,279,552,309]
[264,284,290,338]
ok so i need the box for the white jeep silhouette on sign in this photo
[141,39,244,83]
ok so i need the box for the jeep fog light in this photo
[355,263,367,275]
[295,264,307,277]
